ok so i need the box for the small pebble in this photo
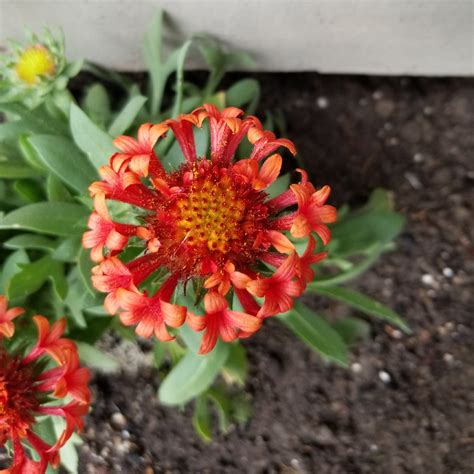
[351,362,363,373]
[405,172,423,190]
[421,274,435,286]
[424,106,433,115]
[387,137,399,146]
[378,370,392,384]
[375,99,395,117]
[370,443,379,452]
[111,412,127,430]
[443,353,454,364]
[372,90,383,100]
[317,96,329,109]
[442,267,454,278]
[290,458,301,469]
[413,152,424,163]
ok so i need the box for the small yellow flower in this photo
[15,44,56,85]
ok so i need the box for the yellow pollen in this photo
[175,176,245,253]
[15,45,56,85]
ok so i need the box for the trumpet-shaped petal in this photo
[82,194,137,262]
[116,285,186,341]
[289,170,337,243]
[247,252,303,317]
[0,295,24,338]
[187,292,261,354]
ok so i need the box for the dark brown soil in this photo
[79,74,474,474]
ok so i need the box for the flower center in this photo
[15,45,56,85]
[0,351,38,442]
[174,175,246,253]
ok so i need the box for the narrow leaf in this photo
[3,234,56,252]
[83,83,111,128]
[0,202,89,236]
[158,342,229,406]
[69,103,116,169]
[313,286,410,333]
[28,135,98,194]
[193,396,212,443]
[0,159,37,179]
[76,342,120,373]
[108,95,147,136]
[280,302,348,366]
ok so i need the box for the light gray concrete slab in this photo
[1,0,473,76]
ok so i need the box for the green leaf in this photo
[28,135,98,194]
[14,179,44,203]
[362,188,394,213]
[222,343,248,386]
[69,102,116,169]
[0,158,37,179]
[78,248,96,296]
[0,202,88,236]
[265,173,290,200]
[108,95,147,136]
[53,235,82,262]
[76,342,120,373]
[0,102,68,135]
[158,341,229,406]
[178,322,202,353]
[64,273,89,328]
[143,12,193,116]
[33,416,57,446]
[6,255,66,300]
[18,134,47,171]
[332,317,371,345]
[198,38,255,98]
[280,302,348,366]
[47,174,73,202]
[50,262,68,300]
[0,121,29,157]
[226,78,260,114]
[330,211,404,258]
[312,286,410,333]
[153,341,166,368]
[70,314,112,342]
[310,247,383,287]
[171,40,192,117]
[58,433,81,474]
[3,234,56,252]
[193,396,212,443]
[143,11,164,115]
[207,386,232,432]
[83,83,111,128]
[0,250,29,294]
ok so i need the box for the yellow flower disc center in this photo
[174,176,246,253]
[15,45,56,85]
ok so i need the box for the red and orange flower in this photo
[83,104,336,353]
[0,296,90,473]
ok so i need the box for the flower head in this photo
[0,28,81,108]
[84,104,336,353]
[14,44,56,85]
[0,297,90,472]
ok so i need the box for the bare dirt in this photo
[78,74,474,474]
